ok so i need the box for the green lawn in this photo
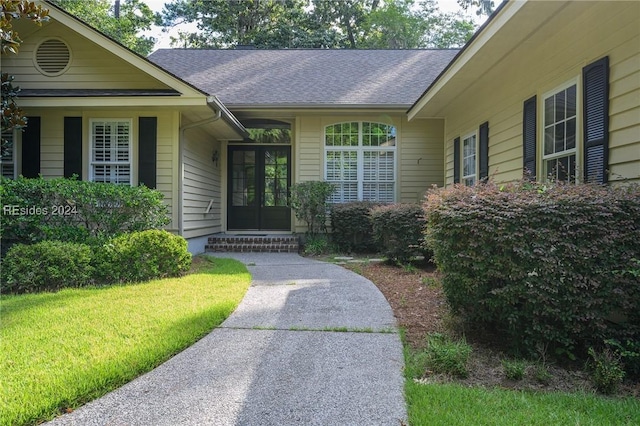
[0,256,251,426]
[406,381,640,425]
[404,345,640,426]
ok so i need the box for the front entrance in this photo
[227,145,291,231]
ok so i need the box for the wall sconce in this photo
[212,150,219,167]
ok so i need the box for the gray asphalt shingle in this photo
[148,49,458,107]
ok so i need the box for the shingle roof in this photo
[148,49,458,108]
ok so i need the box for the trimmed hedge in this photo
[0,176,170,249]
[424,181,640,358]
[330,201,381,253]
[370,203,427,263]
[3,241,93,293]
[94,230,191,284]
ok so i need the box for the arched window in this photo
[324,122,396,203]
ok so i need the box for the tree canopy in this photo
[162,0,476,49]
[51,0,160,55]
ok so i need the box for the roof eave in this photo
[407,0,515,120]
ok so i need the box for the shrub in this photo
[502,359,527,381]
[330,201,381,253]
[424,181,640,359]
[289,181,335,236]
[370,203,427,263]
[424,333,472,378]
[302,234,333,256]
[94,230,191,284]
[588,347,625,395]
[0,176,170,249]
[3,241,93,293]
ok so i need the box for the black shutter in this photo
[583,56,609,184]
[522,96,537,180]
[64,117,83,179]
[21,116,41,178]
[138,117,157,188]
[479,121,489,181]
[453,137,461,184]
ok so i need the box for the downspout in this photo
[178,96,222,236]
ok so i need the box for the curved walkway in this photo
[47,253,407,426]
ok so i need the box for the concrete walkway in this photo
[47,253,407,426]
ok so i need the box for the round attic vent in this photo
[35,38,71,76]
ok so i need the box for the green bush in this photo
[330,201,381,253]
[302,234,334,256]
[289,181,335,236]
[370,203,427,263]
[3,241,93,293]
[1,176,170,249]
[424,180,640,359]
[94,230,191,284]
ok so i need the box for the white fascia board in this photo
[19,96,208,108]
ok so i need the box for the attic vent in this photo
[35,39,71,76]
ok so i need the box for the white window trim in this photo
[540,78,580,182]
[461,131,478,186]
[89,118,133,185]
[324,122,397,203]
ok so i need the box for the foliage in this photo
[50,0,160,55]
[302,233,333,256]
[1,0,50,154]
[370,203,427,263]
[330,201,380,253]
[424,180,640,359]
[457,0,495,16]
[605,338,640,379]
[588,347,625,395]
[360,0,475,49]
[0,257,250,426]
[93,230,191,284]
[0,176,170,248]
[162,0,475,49]
[501,359,526,381]
[289,180,335,236]
[2,240,93,293]
[423,333,472,378]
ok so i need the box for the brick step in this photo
[205,235,299,253]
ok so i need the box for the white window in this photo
[462,132,477,186]
[325,122,396,203]
[90,119,131,184]
[1,130,16,179]
[543,82,577,182]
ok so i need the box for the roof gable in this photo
[4,1,208,101]
[148,49,459,108]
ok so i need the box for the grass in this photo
[403,337,640,426]
[0,256,251,426]
[405,381,640,426]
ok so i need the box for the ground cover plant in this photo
[0,256,250,426]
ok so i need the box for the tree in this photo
[163,0,329,49]
[1,0,50,155]
[359,0,474,49]
[457,0,495,16]
[51,0,160,56]
[163,0,475,50]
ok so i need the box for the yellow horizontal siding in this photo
[441,1,640,185]
[182,133,222,239]
[5,22,167,90]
